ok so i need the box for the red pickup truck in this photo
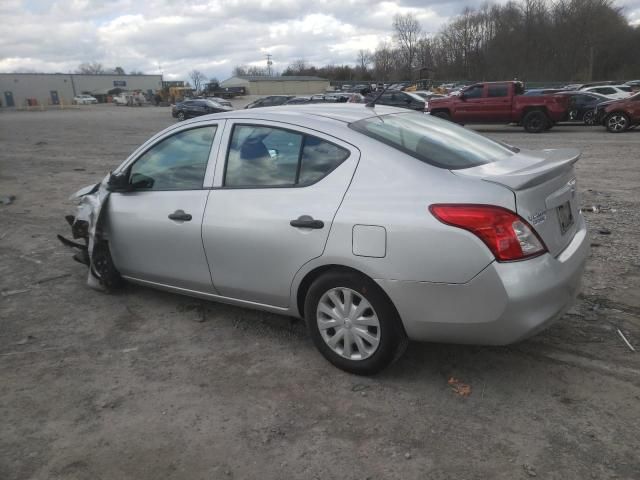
[427,81,569,133]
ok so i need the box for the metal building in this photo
[219,75,329,95]
[0,73,163,107]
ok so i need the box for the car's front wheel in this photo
[177,111,185,121]
[305,270,408,375]
[605,112,629,133]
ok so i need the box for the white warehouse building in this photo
[220,75,329,95]
[0,73,163,107]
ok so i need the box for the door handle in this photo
[290,215,324,229]
[168,210,192,221]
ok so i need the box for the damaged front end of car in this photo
[57,173,126,291]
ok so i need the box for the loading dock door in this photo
[50,91,59,105]
[4,91,14,107]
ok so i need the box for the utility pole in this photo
[266,54,273,76]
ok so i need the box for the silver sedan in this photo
[60,104,589,374]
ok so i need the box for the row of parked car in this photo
[171,80,639,134]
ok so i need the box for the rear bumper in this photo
[377,217,589,345]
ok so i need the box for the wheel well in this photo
[522,106,548,117]
[295,265,402,330]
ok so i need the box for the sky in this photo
[1,0,639,82]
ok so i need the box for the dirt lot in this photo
[1,105,639,480]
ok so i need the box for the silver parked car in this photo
[60,104,589,374]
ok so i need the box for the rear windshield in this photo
[349,112,515,169]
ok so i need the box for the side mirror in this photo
[107,172,131,192]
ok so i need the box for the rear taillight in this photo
[429,204,547,262]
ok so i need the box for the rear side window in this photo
[349,112,514,170]
[488,84,509,97]
[596,87,616,95]
[224,125,350,187]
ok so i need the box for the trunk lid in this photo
[453,148,581,257]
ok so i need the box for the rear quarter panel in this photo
[309,136,516,285]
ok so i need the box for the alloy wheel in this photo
[316,287,381,361]
[583,111,595,125]
[607,114,627,132]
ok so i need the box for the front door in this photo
[453,84,485,123]
[202,121,360,307]
[106,124,221,292]
[50,91,59,105]
[4,91,14,107]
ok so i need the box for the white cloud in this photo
[0,0,638,80]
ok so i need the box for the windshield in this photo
[349,112,515,169]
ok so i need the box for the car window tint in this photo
[299,137,350,185]
[130,126,216,190]
[350,112,514,170]
[598,88,615,94]
[488,84,508,97]
[225,125,303,187]
[465,85,484,98]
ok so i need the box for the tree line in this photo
[236,0,640,83]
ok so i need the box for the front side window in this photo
[225,125,350,187]
[464,85,484,99]
[596,87,615,95]
[488,84,508,97]
[129,126,216,190]
[349,112,514,170]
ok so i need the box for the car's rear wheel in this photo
[432,111,451,121]
[177,111,185,121]
[605,112,629,133]
[304,270,408,375]
[522,110,549,133]
[583,110,595,125]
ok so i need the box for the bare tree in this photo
[393,13,422,77]
[112,66,126,75]
[232,65,248,76]
[189,70,207,92]
[76,62,104,74]
[357,49,372,72]
[373,41,395,81]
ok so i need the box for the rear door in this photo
[106,123,222,292]
[484,83,511,122]
[202,120,360,307]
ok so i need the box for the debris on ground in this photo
[0,195,16,205]
[15,335,36,345]
[617,329,636,352]
[1,288,30,297]
[34,141,47,146]
[33,273,71,285]
[447,377,472,397]
[404,452,412,460]
[523,463,537,477]
[598,228,611,235]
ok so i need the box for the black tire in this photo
[522,110,549,133]
[304,270,408,375]
[605,112,630,133]
[92,241,123,291]
[177,111,185,121]
[544,121,555,131]
[583,110,595,126]
[432,111,451,121]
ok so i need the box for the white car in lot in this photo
[73,94,98,105]
[112,93,132,106]
[580,85,633,99]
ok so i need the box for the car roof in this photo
[186,104,407,125]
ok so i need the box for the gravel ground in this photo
[1,104,639,480]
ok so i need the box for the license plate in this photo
[556,201,574,234]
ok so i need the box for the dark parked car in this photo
[172,99,232,121]
[595,91,640,133]
[367,90,426,111]
[556,92,610,124]
[244,96,295,109]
